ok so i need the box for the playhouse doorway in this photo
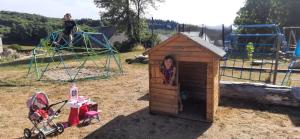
[177,62,207,121]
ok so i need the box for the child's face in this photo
[164,58,173,69]
[64,15,71,21]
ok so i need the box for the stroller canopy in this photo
[27,92,49,110]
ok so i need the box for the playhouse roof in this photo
[146,32,226,57]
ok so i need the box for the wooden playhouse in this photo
[147,32,226,122]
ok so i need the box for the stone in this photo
[1,48,16,57]
[291,87,300,100]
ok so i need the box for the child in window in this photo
[160,55,183,111]
[53,13,77,46]
[160,55,176,86]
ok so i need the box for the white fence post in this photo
[0,37,3,54]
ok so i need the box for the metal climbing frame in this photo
[221,24,287,84]
[282,39,300,86]
[27,31,123,81]
[282,27,300,57]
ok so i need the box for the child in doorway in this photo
[160,55,183,111]
[53,13,77,46]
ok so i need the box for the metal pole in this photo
[151,17,154,47]
[222,24,225,49]
[204,25,206,41]
[27,50,35,76]
[273,35,281,85]
[34,51,40,80]
[72,58,87,80]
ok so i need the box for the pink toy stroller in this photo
[24,92,68,139]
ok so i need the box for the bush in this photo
[113,33,161,53]
[141,33,161,48]
[132,45,144,51]
[8,44,22,51]
[113,40,135,52]
[113,41,122,51]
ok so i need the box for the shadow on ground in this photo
[137,93,149,101]
[220,97,300,126]
[139,93,300,127]
[85,107,211,139]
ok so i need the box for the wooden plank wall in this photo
[206,56,220,122]
[149,84,179,114]
[149,55,179,114]
[213,57,220,118]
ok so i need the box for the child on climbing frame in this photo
[160,55,183,111]
[53,13,77,46]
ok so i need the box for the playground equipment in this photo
[282,40,300,85]
[221,24,287,84]
[27,30,123,81]
[282,27,300,57]
[199,24,232,47]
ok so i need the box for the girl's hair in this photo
[65,13,72,17]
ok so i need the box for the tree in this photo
[235,0,300,26]
[274,0,300,26]
[234,0,272,25]
[94,0,164,43]
[131,0,164,42]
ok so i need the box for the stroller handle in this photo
[47,99,68,113]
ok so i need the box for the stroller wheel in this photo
[56,123,64,134]
[37,132,45,139]
[23,128,31,139]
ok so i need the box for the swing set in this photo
[221,24,287,84]
[281,27,300,85]
[27,30,123,81]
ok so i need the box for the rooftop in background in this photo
[182,32,226,57]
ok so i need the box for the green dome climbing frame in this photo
[27,30,123,81]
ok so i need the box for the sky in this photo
[0,0,245,25]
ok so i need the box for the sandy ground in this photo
[0,51,300,139]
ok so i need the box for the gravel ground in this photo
[0,52,299,139]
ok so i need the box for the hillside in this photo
[147,19,200,31]
[0,11,102,45]
[0,11,200,45]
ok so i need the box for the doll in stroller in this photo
[24,91,68,139]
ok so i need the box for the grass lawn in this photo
[0,51,299,139]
